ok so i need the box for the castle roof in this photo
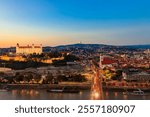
[17,45,41,48]
[18,46,32,48]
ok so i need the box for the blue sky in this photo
[0,0,150,47]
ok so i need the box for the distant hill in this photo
[42,44,113,52]
[1,44,150,54]
[42,44,150,53]
[55,43,108,48]
[122,44,150,49]
[54,43,150,49]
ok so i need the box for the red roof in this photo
[18,46,41,48]
[101,57,117,65]
[34,46,41,48]
[19,46,32,48]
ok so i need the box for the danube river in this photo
[0,89,150,100]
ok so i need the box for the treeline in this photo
[0,60,49,70]
[52,54,79,66]
[28,51,63,59]
[0,72,87,84]
[0,52,80,69]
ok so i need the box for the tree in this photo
[112,70,123,81]
[46,73,54,83]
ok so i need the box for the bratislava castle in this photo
[16,43,42,54]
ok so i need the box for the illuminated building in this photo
[16,43,42,54]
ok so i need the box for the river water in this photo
[0,89,150,100]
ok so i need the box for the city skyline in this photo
[0,0,150,47]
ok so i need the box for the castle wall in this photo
[16,44,42,54]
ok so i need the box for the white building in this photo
[16,43,42,54]
[0,67,12,72]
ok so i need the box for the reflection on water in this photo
[0,89,150,100]
[12,90,39,97]
[123,94,128,100]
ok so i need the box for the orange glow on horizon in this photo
[0,33,76,48]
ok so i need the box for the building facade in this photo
[99,55,118,69]
[16,43,42,54]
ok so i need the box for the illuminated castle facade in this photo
[16,43,42,54]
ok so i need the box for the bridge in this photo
[90,60,104,100]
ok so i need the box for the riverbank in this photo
[0,82,91,90]
[1,81,150,92]
[0,81,150,92]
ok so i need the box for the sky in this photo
[0,0,150,47]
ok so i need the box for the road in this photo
[90,61,104,100]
